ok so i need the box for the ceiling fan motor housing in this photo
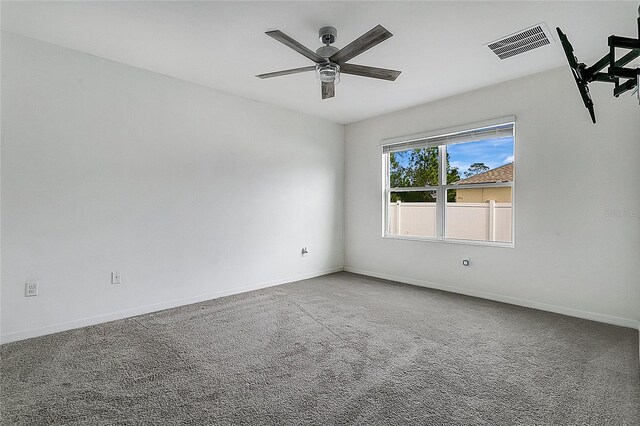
[316,45,339,58]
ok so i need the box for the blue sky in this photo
[447,137,514,175]
[392,137,514,176]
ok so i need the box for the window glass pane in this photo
[446,136,514,185]
[445,189,512,243]
[388,191,437,238]
[389,148,439,188]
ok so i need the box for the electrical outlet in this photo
[301,247,309,257]
[25,281,39,297]
[111,272,121,284]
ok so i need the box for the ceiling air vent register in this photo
[486,23,554,60]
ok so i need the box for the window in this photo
[382,120,514,245]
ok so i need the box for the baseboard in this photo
[0,266,344,345]
[344,267,640,330]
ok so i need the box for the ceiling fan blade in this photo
[330,25,393,64]
[256,66,316,79]
[340,63,401,81]
[321,81,335,99]
[266,30,325,63]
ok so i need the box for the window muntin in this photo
[383,122,514,245]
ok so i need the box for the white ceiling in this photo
[2,1,638,124]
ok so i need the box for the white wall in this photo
[345,66,640,327]
[1,33,344,343]
[3,31,639,346]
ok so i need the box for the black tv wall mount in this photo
[556,6,640,123]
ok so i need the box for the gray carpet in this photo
[1,272,638,425]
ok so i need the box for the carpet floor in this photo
[1,272,638,425]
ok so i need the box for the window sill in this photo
[382,234,515,248]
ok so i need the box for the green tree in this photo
[389,148,460,202]
[389,152,408,188]
[464,162,489,178]
[445,156,460,201]
[407,147,439,187]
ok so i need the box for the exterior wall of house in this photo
[455,187,512,203]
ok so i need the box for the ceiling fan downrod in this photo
[316,26,339,59]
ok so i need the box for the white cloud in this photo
[503,155,514,164]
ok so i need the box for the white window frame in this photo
[381,117,516,248]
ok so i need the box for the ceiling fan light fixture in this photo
[316,63,340,84]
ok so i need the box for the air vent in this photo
[486,23,554,60]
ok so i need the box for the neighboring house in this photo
[452,163,513,203]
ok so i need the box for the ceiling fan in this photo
[256,25,401,99]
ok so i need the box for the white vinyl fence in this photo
[388,201,512,243]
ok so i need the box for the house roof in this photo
[452,163,513,185]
